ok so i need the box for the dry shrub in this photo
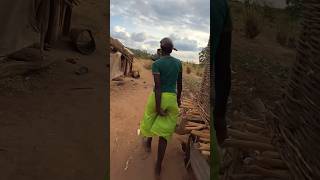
[196,71,203,77]
[243,0,262,39]
[186,66,192,74]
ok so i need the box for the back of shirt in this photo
[152,56,182,93]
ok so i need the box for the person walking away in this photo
[139,37,183,176]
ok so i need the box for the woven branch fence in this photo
[270,1,320,179]
[197,37,211,124]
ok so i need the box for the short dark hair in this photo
[160,37,174,54]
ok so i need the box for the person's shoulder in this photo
[170,56,181,63]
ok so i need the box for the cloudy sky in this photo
[110,0,210,63]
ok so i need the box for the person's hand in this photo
[157,108,167,116]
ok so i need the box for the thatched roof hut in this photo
[110,37,134,79]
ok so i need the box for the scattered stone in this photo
[243,157,255,165]
[116,81,125,86]
[65,58,78,64]
[75,66,89,75]
[131,70,140,79]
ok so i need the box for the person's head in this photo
[160,37,177,55]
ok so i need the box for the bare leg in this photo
[155,137,167,175]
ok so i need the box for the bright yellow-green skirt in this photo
[140,92,179,141]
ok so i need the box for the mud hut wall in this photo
[0,0,51,56]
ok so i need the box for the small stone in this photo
[66,58,77,64]
[75,66,89,75]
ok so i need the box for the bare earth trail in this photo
[110,60,195,180]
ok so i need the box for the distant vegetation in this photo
[182,62,205,77]
[231,0,301,48]
[127,48,154,59]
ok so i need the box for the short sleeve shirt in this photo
[152,55,182,93]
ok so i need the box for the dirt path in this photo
[110,60,195,180]
[0,39,107,180]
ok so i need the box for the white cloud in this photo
[110,0,209,63]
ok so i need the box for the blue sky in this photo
[110,0,210,63]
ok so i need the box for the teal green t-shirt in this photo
[152,55,182,93]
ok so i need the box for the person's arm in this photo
[177,66,183,107]
[152,63,167,116]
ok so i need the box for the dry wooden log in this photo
[261,151,281,159]
[201,150,210,156]
[256,156,288,169]
[185,126,205,131]
[187,119,206,124]
[186,121,205,127]
[201,129,210,134]
[229,174,264,180]
[189,111,200,115]
[180,105,195,109]
[228,129,271,143]
[198,146,210,151]
[244,118,266,128]
[245,165,291,179]
[199,142,210,149]
[245,123,267,134]
[222,139,275,151]
[199,137,210,142]
[191,130,210,138]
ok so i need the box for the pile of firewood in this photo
[220,111,292,180]
[180,98,211,159]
